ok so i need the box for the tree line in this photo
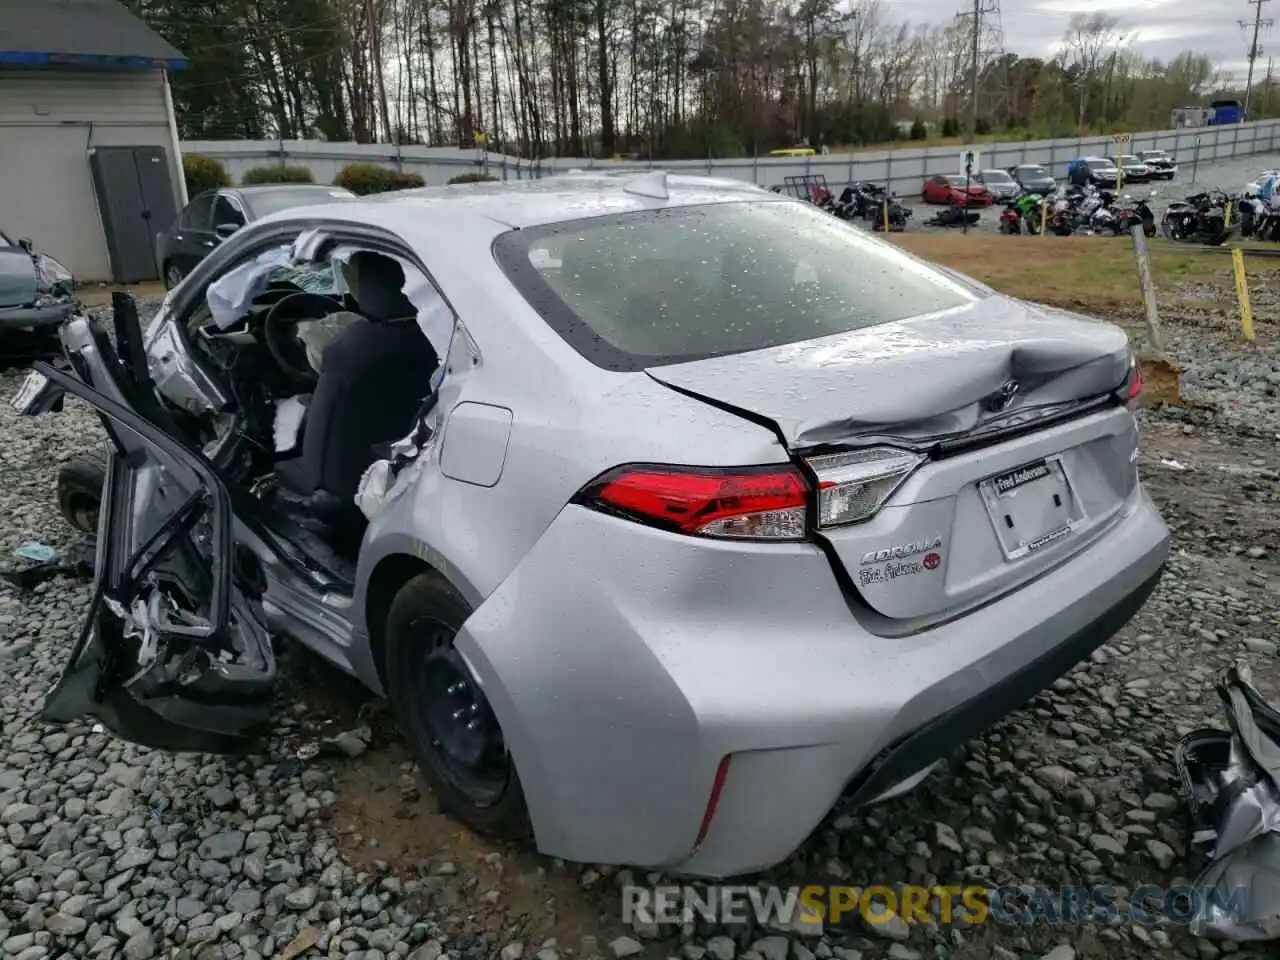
[126,0,1279,159]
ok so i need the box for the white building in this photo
[1170,107,1212,129]
[0,0,188,282]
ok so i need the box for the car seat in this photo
[275,251,439,514]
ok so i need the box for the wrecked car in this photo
[0,229,75,360]
[13,172,1169,878]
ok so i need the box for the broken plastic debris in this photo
[1179,659,1280,941]
[12,541,56,563]
[1159,458,1189,471]
[321,725,372,758]
[296,741,320,760]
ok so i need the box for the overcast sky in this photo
[888,0,1274,83]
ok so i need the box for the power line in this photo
[1239,0,1274,115]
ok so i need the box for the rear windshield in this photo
[244,187,354,218]
[493,200,981,370]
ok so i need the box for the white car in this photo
[1244,170,1280,197]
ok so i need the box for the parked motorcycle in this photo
[870,194,912,232]
[1234,196,1280,240]
[1044,195,1077,236]
[838,181,889,220]
[1162,190,1236,245]
[1114,191,1158,237]
[923,204,981,229]
[1248,201,1280,241]
[999,201,1023,234]
[1014,192,1048,234]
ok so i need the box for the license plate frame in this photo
[10,369,51,413]
[979,456,1085,560]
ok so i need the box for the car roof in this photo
[255,171,777,232]
[232,183,349,193]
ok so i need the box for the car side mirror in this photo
[18,237,34,254]
[214,222,241,240]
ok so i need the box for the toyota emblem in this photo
[986,379,1020,412]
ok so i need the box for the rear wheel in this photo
[385,572,531,840]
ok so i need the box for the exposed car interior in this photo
[178,246,440,578]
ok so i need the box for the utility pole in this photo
[1240,0,1274,116]
[956,0,997,134]
[1266,56,1276,114]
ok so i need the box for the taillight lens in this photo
[578,464,809,540]
[1117,353,1142,403]
[806,446,925,528]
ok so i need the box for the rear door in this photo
[34,300,275,753]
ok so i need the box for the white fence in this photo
[184,119,1280,196]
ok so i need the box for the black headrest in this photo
[342,251,417,322]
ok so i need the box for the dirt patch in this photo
[320,740,620,953]
[283,648,622,952]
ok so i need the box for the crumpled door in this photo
[1181,660,1280,941]
[33,297,276,753]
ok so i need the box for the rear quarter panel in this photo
[352,221,788,659]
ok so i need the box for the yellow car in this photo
[768,147,817,157]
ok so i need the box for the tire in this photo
[385,572,531,840]
[57,449,108,536]
[163,261,185,290]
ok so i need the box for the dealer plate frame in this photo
[979,455,1087,561]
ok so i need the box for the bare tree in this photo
[1060,12,1126,134]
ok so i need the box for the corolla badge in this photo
[984,379,1020,412]
[860,535,943,566]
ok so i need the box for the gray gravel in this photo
[3,289,1280,960]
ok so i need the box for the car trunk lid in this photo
[646,295,1138,621]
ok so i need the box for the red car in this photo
[921,174,993,207]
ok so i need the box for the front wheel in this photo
[163,261,185,290]
[385,572,531,840]
[57,450,108,536]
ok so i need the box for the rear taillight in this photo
[805,446,925,528]
[578,464,809,540]
[1117,353,1142,403]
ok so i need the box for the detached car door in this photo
[29,300,276,753]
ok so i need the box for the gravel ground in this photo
[904,150,1280,235]
[2,284,1280,960]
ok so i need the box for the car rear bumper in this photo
[456,482,1168,877]
[0,301,75,331]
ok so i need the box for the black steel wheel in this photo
[385,572,530,839]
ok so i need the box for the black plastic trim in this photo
[841,564,1165,808]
